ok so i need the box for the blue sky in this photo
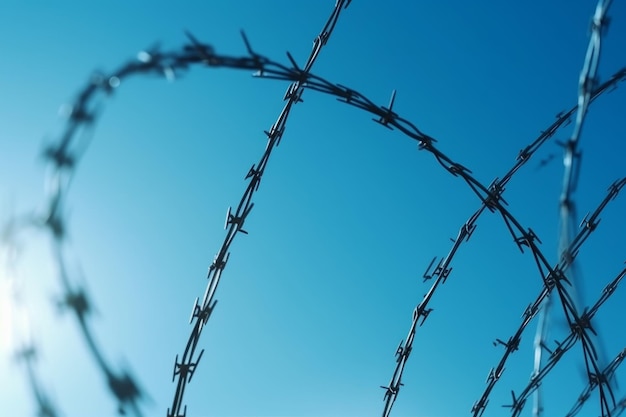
[1,1,625,416]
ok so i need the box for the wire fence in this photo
[1,0,625,416]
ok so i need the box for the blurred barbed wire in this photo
[531,1,616,416]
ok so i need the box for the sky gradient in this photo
[1,1,626,416]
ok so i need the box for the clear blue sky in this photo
[1,1,625,416]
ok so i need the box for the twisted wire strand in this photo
[561,0,614,370]
[507,264,626,417]
[566,346,626,417]
[167,2,352,416]
[560,0,613,244]
[531,3,616,416]
[532,290,551,417]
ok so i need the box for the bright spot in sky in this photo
[0,275,33,356]
[0,280,15,353]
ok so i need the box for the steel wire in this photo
[2,1,624,415]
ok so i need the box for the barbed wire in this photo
[531,2,616,416]
[10,56,625,417]
[256,55,626,417]
[295,69,625,416]
[285,62,624,417]
[471,178,626,417]
[532,287,551,417]
[506,262,626,417]
[28,42,626,417]
[560,0,613,254]
[0,1,353,416]
[8,33,245,417]
[559,0,613,313]
[167,1,352,416]
[566,346,626,417]
[2,1,623,415]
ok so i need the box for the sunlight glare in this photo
[0,279,15,353]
